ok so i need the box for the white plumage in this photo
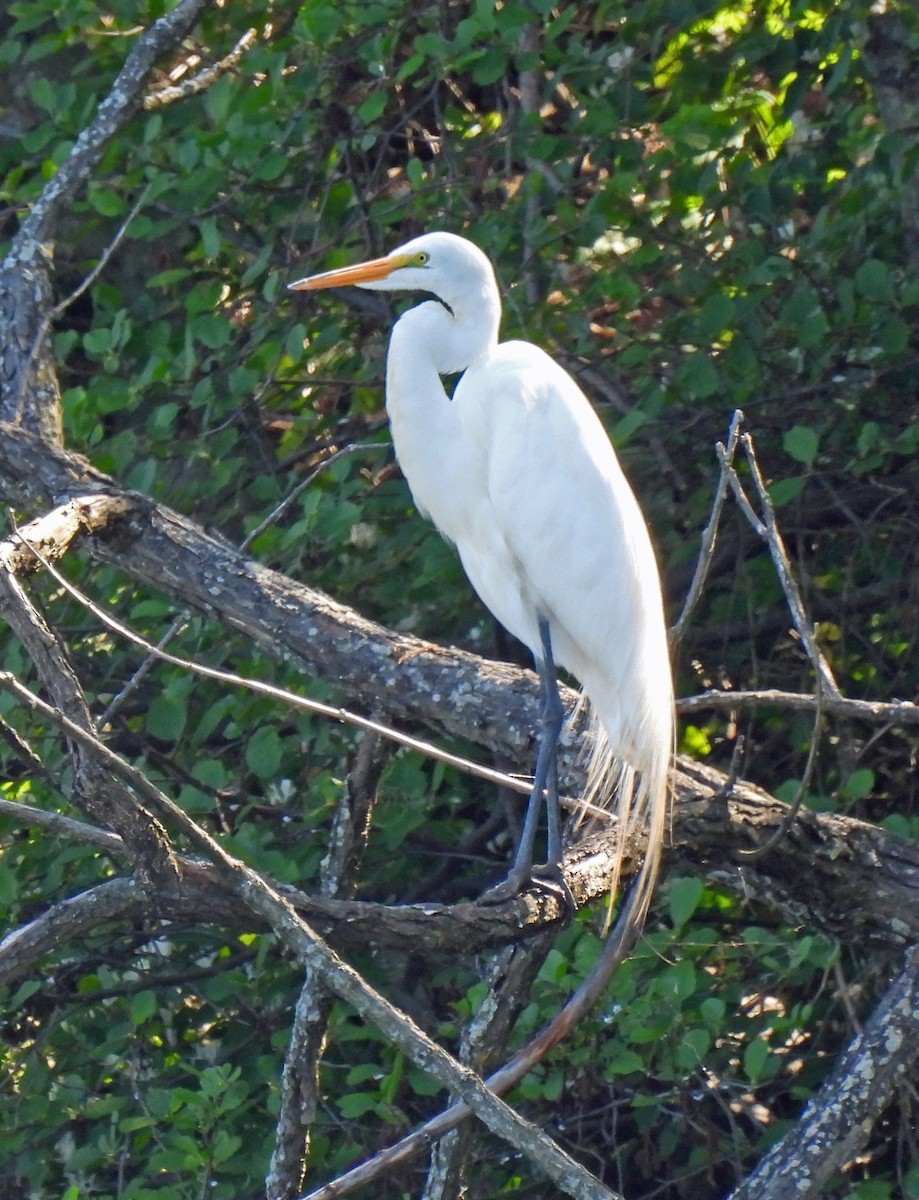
[292,232,673,928]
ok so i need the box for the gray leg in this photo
[511,616,564,877]
[484,617,572,910]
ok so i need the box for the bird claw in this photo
[530,862,577,918]
[479,862,576,919]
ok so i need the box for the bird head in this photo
[289,232,496,306]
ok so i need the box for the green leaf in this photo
[130,989,157,1026]
[839,767,874,802]
[855,258,893,302]
[878,315,909,355]
[472,48,509,85]
[668,876,704,929]
[700,997,726,1028]
[83,327,112,356]
[28,77,57,114]
[768,475,805,507]
[245,726,283,779]
[338,1092,379,1119]
[660,958,697,1002]
[198,217,221,261]
[147,691,188,742]
[89,187,126,216]
[744,1036,770,1084]
[254,153,288,182]
[406,157,424,189]
[675,1027,710,1070]
[604,1047,645,1076]
[783,425,818,465]
[357,91,386,123]
[193,313,231,349]
[9,978,41,1008]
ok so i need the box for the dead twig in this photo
[143,27,258,111]
[719,432,840,699]
[670,408,744,648]
[267,733,386,1200]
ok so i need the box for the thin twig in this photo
[11,185,153,421]
[239,442,370,554]
[301,885,643,1200]
[740,678,825,858]
[102,612,190,726]
[677,688,919,726]
[720,433,840,699]
[267,734,385,1200]
[670,408,744,648]
[0,795,124,856]
[105,439,381,723]
[143,27,258,111]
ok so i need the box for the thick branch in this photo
[1,432,918,953]
[729,943,919,1200]
[0,669,619,1200]
[0,564,176,880]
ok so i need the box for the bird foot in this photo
[530,861,577,918]
[480,862,576,918]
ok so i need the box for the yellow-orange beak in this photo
[289,254,399,291]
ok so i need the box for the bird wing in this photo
[453,340,669,761]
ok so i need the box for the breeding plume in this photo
[290,232,673,928]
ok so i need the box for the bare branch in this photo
[422,930,556,1200]
[143,27,258,111]
[0,878,149,986]
[13,0,208,248]
[8,185,153,423]
[304,890,641,1200]
[0,0,208,434]
[0,560,176,879]
[0,671,620,1200]
[0,796,124,857]
[670,408,744,648]
[677,687,919,726]
[1,448,918,954]
[19,528,544,801]
[267,735,385,1200]
[729,943,919,1200]
[720,433,840,699]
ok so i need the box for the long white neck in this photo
[384,295,499,539]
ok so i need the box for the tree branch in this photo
[0,0,209,436]
[729,943,919,1200]
[1,436,918,955]
[267,733,385,1200]
[143,26,258,111]
[0,669,620,1200]
[0,562,176,880]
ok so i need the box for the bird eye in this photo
[416,252,429,265]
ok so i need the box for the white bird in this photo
[290,232,673,929]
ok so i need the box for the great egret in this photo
[290,232,673,928]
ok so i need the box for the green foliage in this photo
[2,0,919,1195]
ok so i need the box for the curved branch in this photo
[14,0,208,249]
[0,0,209,435]
[678,686,919,726]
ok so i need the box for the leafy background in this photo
[1,0,918,1196]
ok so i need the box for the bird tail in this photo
[577,690,674,934]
